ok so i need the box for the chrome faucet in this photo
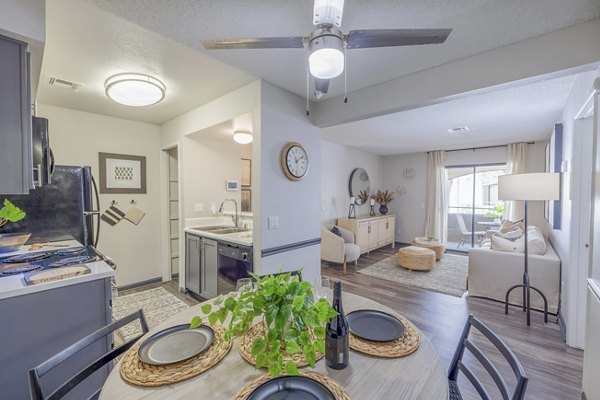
[219,199,239,227]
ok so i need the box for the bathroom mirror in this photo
[348,168,370,205]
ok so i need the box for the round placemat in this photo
[119,324,232,387]
[232,370,352,400]
[238,322,324,368]
[349,314,420,358]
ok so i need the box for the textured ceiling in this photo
[321,75,576,155]
[83,0,600,101]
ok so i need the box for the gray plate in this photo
[248,376,335,400]
[137,324,214,366]
[346,309,404,342]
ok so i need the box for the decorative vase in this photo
[379,204,388,215]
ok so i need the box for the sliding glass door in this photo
[446,164,506,252]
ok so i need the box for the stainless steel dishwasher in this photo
[217,241,253,295]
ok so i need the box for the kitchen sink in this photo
[211,227,251,234]
[191,225,233,231]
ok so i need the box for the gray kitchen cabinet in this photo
[201,238,218,299]
[185,233,202,296]
[0,277,112,400]
[0,33,33,194]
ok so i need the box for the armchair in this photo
[321,225,361,274]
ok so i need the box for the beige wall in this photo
[37,104,162,287]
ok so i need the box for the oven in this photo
[217,241,253,295]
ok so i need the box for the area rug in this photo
[358,253,468,297]
[112,287,190,341]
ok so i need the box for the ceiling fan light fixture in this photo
[105,73,166,107]
[313,0,345,27]
[233,130,253,144]
[308,35,345,79]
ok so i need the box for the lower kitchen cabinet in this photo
[0,277,112,400]
[201,238,218,299]
[337,214,396,254]
[185,233,201,296]
[185,233,218,299]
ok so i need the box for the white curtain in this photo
[504,143,527,221]
[425,151,448,242]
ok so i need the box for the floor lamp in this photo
[498,172,560,326]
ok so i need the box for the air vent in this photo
[48,77,82,91]
[447,126,469,134]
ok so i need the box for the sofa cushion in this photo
[499,219,524,234]
[330,225,343,237]
[491,234,524,253]
[489,225,547,255]
[527,226,547,255]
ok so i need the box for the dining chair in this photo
[448,315,528,400]
[456,214,486,247]
[28,310,149,400]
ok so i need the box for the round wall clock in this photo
[281,142,309,181]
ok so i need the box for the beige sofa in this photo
[468,234,561,313]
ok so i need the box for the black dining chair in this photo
[28,310,149,400]
[448,315,528,400]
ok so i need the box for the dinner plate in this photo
[247,376,335,400]
[346,309,404,342]
[137,324,214,365]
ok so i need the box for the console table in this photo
[337,214,395,254]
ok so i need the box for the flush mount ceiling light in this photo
[104,73,166,107]
[233,130,253,144]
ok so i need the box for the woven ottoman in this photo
[411,237,445,261]
[398,246,436,271]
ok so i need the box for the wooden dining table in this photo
[99,291,449,400]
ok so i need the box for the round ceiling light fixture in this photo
[233,130,253,144]
[308,27,345,79]
[105,73,166,107]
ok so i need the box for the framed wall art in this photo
[99,152,147,194]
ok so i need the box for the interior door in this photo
[591,92,600,282]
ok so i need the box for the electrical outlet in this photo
[268,216,279,230]
[194,203,204,212]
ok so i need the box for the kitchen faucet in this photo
[219,199,239,227]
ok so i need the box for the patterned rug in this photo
[113,287,190,341]
[358,253,468,297]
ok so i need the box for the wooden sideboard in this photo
[337,214,395,254]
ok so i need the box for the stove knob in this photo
[241,252,248,261]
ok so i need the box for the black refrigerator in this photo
[1,165,97,246]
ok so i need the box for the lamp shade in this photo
[498,173,560,201]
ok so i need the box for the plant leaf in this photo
[285,339,301,354]
[201,304,212,315]
[256,353,268,369]
[189,316,202,329]
[284,360,300,376]
[292,295,304,312]
[251,337,266,357]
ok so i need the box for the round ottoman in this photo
[398,246,436,271]
[411,237,445,261]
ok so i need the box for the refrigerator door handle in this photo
[84,211,101,216]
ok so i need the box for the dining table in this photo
[99,290,449,400]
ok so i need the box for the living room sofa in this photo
[468,230,561,314]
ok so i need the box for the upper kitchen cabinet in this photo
[0,34,33,194]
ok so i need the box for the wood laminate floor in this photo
[123,245,583,400]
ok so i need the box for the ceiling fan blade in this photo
[346,28,452,49]
[202,36,305,50]
[314,78,330,99]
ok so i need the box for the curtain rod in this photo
[427,141,535,154]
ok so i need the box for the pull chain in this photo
[306,64,310,116]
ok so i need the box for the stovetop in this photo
[0,246,99,277]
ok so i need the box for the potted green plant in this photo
[0,199,29,253]
[484,203,504,222]
[190,272,338,377]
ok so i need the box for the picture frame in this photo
[241,188,251,212]
[99,152,147,194]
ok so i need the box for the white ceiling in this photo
[322,75,576,155]
[35,0,599,154]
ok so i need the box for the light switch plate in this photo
[268,216,279,230]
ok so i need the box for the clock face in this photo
[281,142,308,180]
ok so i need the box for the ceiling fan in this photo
[202,0,452,99]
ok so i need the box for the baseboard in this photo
[117,276,162,291]
[557,309,567,342]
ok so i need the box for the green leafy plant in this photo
[0,199,26,228]
[190,272,338,377]
[484,203,505,219]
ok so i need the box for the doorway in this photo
[446,164,506,252]
[161,144,183,287]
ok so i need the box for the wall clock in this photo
[281,142,308,181]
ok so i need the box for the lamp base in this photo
[504,274,549,326]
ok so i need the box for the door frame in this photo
[160,142,184,289]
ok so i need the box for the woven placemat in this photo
[232,370,351,400]
[349,314,420,358]
[239,322,324,368]
[119,325,232,387]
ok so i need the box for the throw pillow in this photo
[527,226,547,255]
[491,234,525,253]
[330,226,343,237]
[498,219,524,234]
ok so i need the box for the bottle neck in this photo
[332,283,343,312]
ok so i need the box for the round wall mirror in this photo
[348,168,370,205]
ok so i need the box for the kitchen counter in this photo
[0,240,115,300]
[184,217,253,246]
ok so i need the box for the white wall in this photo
[552,69,600,348]
[182,135,244,218]
[37,104,162,287]
[320,140,383,224]
[383,142,548,243]
[258,81,322,285]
